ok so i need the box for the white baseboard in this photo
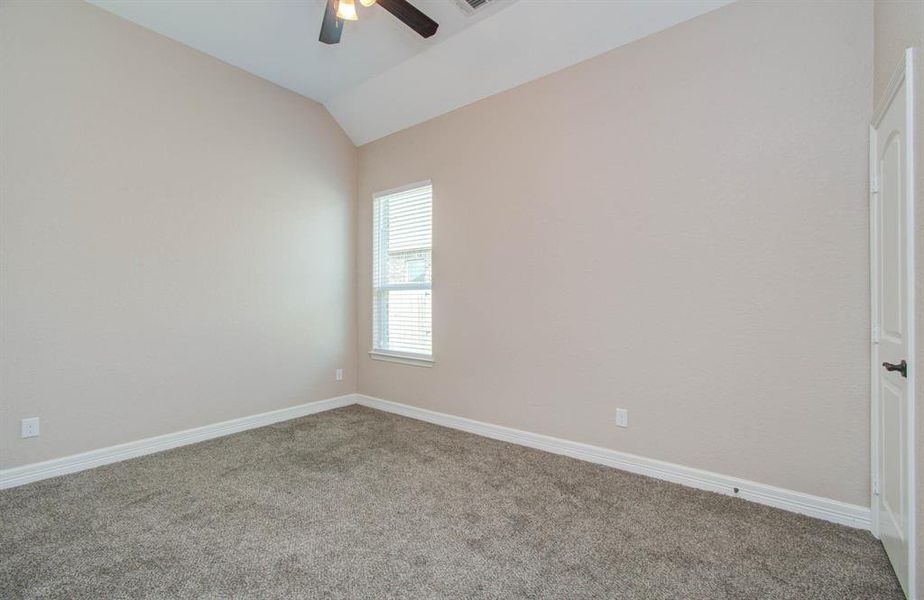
[355,394,872,531]
[0,394,356,490]
[1,392,872,532]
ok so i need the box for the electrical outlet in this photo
[21,417,40,438]
[335,368,343,382]
[615,409,628,428]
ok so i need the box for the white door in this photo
[871,48,917,598]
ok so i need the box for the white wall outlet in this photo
[335,368,343,381]
[21,417,40,438]
[615,409,628,428]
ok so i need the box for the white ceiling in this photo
[88,0,514,102]
[88,0,733,145]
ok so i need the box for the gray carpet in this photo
[0,405,903,599]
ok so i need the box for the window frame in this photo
[369,180,434,367]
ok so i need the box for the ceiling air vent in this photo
[452,0,493,16]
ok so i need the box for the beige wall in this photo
[358,0,874,506]
[0,0,357,469]
[0,0,890,522]
[874,0,924,102]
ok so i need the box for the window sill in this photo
[368,350,433,367]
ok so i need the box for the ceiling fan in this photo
[319,0,438,45]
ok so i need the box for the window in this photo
[371,182,432,365]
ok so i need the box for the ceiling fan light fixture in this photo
[320,0,439,44]
[336,0,358,21]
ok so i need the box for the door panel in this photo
[879,133,903,342]
[871,51,914,598]
[879,376,904,542]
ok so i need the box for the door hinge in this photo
[872,474,880,496]
[871,176,880,194]
[872,325,881,344]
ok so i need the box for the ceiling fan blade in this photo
[377,0,438,39]
[319,0,343,45]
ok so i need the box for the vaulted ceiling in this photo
[88,0,734,145]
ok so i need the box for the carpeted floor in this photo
[0,405,903,599]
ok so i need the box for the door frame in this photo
[869,46,917,596]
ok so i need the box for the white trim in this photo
[375,282,431,292]
[371,179,433,200]
[869,118,881,539]
[368,350,433,367]
[355,394,872,530]
[0,394,356,490]
[903,47,917,599]
[2,391,873,532]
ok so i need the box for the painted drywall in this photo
[357,0,874,507]
[324,0,734,145]
[0,0,357,469]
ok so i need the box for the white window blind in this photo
[372,182,432,361]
